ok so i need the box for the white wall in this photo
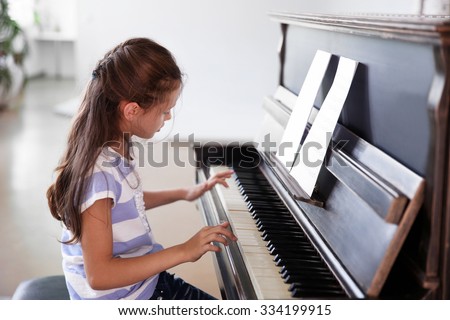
[19,0,78,78]
[21,0,449,80]
[76,0,284,142]
[423,0,450,13]
[72,0,449,142]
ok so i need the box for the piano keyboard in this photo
[211,165,347,299]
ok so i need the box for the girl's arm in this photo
[143,188,188,210]
[81,198,237,290]
[143,169,233,210]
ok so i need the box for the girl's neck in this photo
[107,136,131,159]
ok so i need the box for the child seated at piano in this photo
[46,37,236,300]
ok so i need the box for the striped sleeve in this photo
[80,170,121,213]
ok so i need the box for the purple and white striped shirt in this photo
[61,148,162,299]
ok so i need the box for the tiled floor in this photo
[0,77,220,299]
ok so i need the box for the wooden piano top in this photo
[270,12,450,45]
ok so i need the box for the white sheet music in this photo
[277,50,332,169]
[290,56,359,197]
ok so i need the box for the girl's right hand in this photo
[181,221,238,262]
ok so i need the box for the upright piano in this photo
[195,12,450,299]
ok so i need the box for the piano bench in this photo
[12,275,70,300]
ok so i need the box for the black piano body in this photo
[195,12,450,299]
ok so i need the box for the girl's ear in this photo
[121,101,141,121]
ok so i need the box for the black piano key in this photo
[259,224,304,232]
[255,217,298,224]
[281,269,332,282]
[275,258,325,269]
[268,244,314,254]
[257,223,299,231]
[258,225,301,234]
[250,207,291,213]
[239,189,277,198]
[250,209,292,216]
[243,196,284,203]
[256,217,293,224]
[243,195,281,203]
[278,264,327,276]
[276,256,324,266]
[232,172,264,178]
[258,223,300,232]
[266,239,314,248]
[288,280,344,291]
[274,253,322,263]
[251,211,292,219]
[247,202,287,210]
[269,246,318,256]
[251,209,291,216]
[248,204,288,212]
[235,172,267,178]
[240,188,278,194]
[262,231,307,239]
[240,185,272,191]
[239,185,277,192]
[240,190,276,197]
[283,272,337,283]
[247,204,288,211]
[259,227,302,234]
[238,183,273,187]
[256,220,298,229]
[270,244,314,254]
[280,264,331,275]
[291,287,346,298]
[240,188,279,195]
[262,232,307,242]
[238,186,274,193]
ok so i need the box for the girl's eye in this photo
[163,111,171,115]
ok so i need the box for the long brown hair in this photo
[47,38,182,244]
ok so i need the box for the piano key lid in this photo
[261,151,325,208]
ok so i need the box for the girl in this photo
[47,38,236,300]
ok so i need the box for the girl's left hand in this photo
[184,169,234,201]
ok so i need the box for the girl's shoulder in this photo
[93,147,136,179]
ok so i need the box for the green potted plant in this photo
[0,0,28,109]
